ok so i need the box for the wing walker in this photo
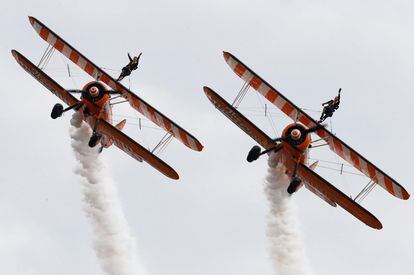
[203,51,409,229]
[12,16,203,180]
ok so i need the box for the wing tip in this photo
[11,49,18,59]
[402,190,410,200]
[372,220,383,230]
[195,141,204,152]
[222,51,230,61]
[28,16,36,26]
[170,171,180,180]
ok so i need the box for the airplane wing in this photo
[296,162,382,229]
[204,86,277,150]
[12,50,79,107]
[305,184,337,207]
[94,118,179,180]
[224,51,409,200]
[28,16,203,152]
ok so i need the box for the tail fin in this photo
[115,119,127,131]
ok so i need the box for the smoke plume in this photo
[69,112,146,275]
[264,152,311,275]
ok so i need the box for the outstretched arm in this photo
[128,53,132,62]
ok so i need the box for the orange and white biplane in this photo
[12,17,203,180]
[204,51,409,229]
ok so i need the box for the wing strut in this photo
[232,81,249,108]
[152,133,173,156]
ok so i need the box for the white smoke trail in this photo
[69,112,147,275]
[264,152,311,275]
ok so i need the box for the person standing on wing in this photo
[319,88,341,123]
[117,52,142,81]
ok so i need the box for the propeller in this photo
[68,89,120,94]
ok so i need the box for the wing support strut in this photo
[152,133,173,156]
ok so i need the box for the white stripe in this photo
[188,137,197,150]
[140,104,151,120]
[376,173,386,189]
[154,113,165,128]
[273,94,286,109]
[91,68,99,79]
[342,145,352,163]
[257,83,269,97]
[393,184,403,198]
[47,35,57,47]
[227,57,238,70]
[172,126,181,142]
[33,22,42,33]
[61,44,72,57]
[241,70,254,83]
[77,57,87,70]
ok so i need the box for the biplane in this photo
[204,51,409,229]
[12,16,203,180]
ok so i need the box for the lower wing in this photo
[95,118,179,180]
[12,50,79,107]
[297,163,382,229]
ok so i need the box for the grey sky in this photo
[1,1,413,275]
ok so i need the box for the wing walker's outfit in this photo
[117,52,142,81]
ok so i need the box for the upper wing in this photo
[204,86,277,149]
[12,50,79,107]
[28,16,203,152]
[296,162,382,229]
[224,51,409,200]
[95,118,179,180]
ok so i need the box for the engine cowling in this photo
[281,123,311,152]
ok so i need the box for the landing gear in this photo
[247,146,261,162]
[51,103,64,119]
[246,145,282,163]
[50,102,83,119]
[287,177,302,194]
[88,132,102,147]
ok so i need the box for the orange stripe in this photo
[265,89,277,103]
[39,27,49,41]
[179,131,190,146]
[69,51,80,63]
[249,76,262,89]
[350,152,361,171]
[54,39,64,52]
[384,177,395,195]
[100,74,110,84]
[333,139,345,158]
[367,164,376,179]
[163,117,172,133]
[300,116,311,127]
[234,64,246,78]
[223,52,230,61]
[147,108,158,123]
[281,102,294,116]
[85,63,94,75]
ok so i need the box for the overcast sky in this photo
[1,1,413,275]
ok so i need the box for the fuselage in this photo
[80,81,113,147]
[278,123,312,191]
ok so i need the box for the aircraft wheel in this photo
[51,103,64,119]
[247,145,261,162]
[88,133,101,148]
[287,177,302,194]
